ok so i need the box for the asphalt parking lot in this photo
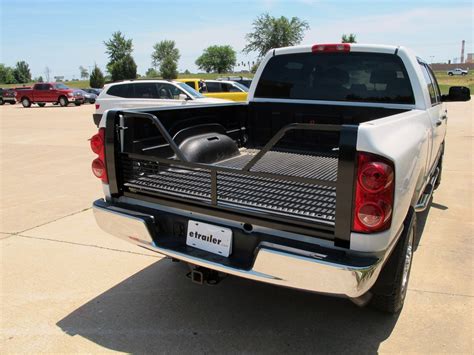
[0,101,472,353]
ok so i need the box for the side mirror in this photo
[178,93,190,101]
[441,86,471,102]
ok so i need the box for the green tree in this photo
[244,13,309,58]
[0,64,17,84]
[13,61,32,83]
[89,64,105,88]
[110,54,137,81]
[36,76,44,82]
[151,40,180,79]
[160,57,178,79]
[341,33,357,43]
[145,67,159,78]
[195,45,236,73]
[79,66,89,79]
[104,31,133,73]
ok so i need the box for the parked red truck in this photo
[16,82,84,107]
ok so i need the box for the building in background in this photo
[466,53,473,64]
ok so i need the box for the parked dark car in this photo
[82,88,102,96]
[0,88,16,105]
[75,89,97,104]
[217,76,252,88]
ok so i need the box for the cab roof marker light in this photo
[311,43,351,53]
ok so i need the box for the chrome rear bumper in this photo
[93,199,385,298]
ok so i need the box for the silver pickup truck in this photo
[90,43,470,313]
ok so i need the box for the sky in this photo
[0,0,472,80]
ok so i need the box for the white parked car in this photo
[447,68,468,76]
[93,80,229,126]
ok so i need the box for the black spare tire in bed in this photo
[178,132,240,164]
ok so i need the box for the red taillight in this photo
[95,104,100,110]
[312,43,350,53]
[89,128,107,183]
[91,158,106,178]
[90,129,104,155]
[352,152,394,233]
[359,162,394,193]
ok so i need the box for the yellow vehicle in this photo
[177,79,248,102]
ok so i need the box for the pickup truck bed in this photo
[103,101,408,246]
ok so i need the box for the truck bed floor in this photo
[121,149,338,225]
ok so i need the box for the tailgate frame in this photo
[104,108,358,247]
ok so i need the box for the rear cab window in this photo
[255,52,415,104]
[35,84,49,90]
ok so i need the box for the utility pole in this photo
[460,40,465,64]
[44,67,51,82]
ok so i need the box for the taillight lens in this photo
[359,162,394,193]
[90,129,104,155]
[89,128,107,183]
[95,104,100,110]
[91,158,106,178]
[312,43,350,53]
[352,152,394,233]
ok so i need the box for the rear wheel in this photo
[74,102,81,106]
[22,97,31,108]
[369,212,416,314]
[38,103,46,107]
[0,98,4,105]
[59,96,68,107]
[448,72,453,76]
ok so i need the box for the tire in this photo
[74,102,81,106]
[38,103,46,107]
[9,101,15,105]
[448,73,453,76]
[462,72,467,76]
[0,98,4,105]
[22,97,31,108]
[59,96,68,107]
[369,211,416,314]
